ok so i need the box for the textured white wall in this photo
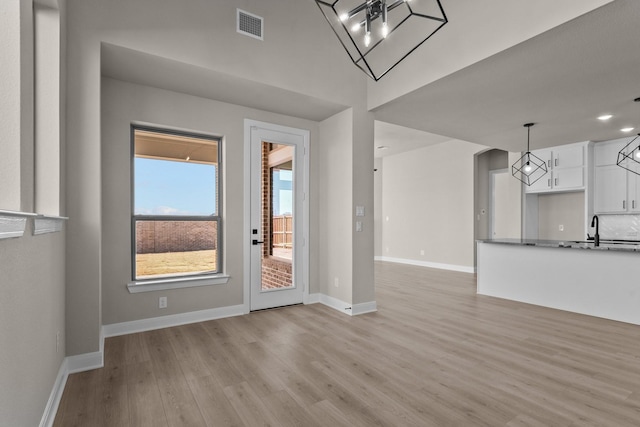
[319,109,354,303]
[0,2,66,426]
[0,229,66,427]
[0,0,22,210]
[381,140,485,269]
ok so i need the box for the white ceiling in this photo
[373,0,640,154]
[101,43,348,123]
[374,122,453,158]
[101,1,640,158]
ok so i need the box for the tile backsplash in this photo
[597,215,640,241]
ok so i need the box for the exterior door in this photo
[248,122,308,311]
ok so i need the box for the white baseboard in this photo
[39,359,68,427]
[307,293,377,316]
[375,256,476,274]
[102,304,246,337]
[352,300,377,315]
[304,293,321,304]
[66,350,104,374]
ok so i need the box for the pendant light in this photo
[315,0,448,81]
[616,98,640,175]
[511,123,548,186]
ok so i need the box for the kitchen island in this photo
[477,239,640,325]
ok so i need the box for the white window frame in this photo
[127,125,228,293]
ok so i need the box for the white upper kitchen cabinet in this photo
[525,141,586,194]
[594,165,627,213]
[593,137,640,214]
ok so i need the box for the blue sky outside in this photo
[273,169,293,215]
[135,157,216,215]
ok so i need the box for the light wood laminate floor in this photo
[54,261,640,426]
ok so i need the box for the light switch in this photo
[356,206,365,217]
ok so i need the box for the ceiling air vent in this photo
[237,9,263,41]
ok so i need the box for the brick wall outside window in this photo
[136,220,217,254]
[260,142,293,290]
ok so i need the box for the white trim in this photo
[39,359,68,427]
[0,211,34,239]
[243,122,252,314]
[303,292,321,304]
[376,256,476,273]
[127,274,230,293]
[314,293,352,313]
[0,215,28,239]
[352,301,377,315]
[102,304,245,337]
[0,209,37,217]
[66,350,104,374]
[33,215,67,235]
[306,293,376,316]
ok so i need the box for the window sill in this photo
[127,274,230,293]
[34,215,68,235]
[0,210,37,240]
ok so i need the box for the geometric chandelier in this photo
[616,97,640,175]
[314,0,448,81]
[511,123,548,186]
[617,133,640,175]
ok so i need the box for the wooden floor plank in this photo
[53,261,640,426]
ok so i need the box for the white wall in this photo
[0,2,67,426]
[538,192,585,241]
[351,106,375,305]
[318,109,354,303]
[66,0,375,354]
[0,0,34,212]
[101,77,321,324]
[0,0,23,210]
[380,140,485,271]
[0,228,66,427]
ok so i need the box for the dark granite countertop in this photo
[477,238,640,252]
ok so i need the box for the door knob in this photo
[252,239,264,245]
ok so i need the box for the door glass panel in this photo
[261,142,294,291]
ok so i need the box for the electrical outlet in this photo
[56,331,60,353]
[159,296,167,309]
[559,224,564,231]
[334,277,339,288]
[420,249,425,256]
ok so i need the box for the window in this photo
[269,155,293,260]
[132,126,221,281]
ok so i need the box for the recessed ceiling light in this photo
[598,114,613,121]
[621,127,635,132]
[377,145,389,150]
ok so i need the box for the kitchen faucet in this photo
[591,215,600,247]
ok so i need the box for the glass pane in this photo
[135,219,218,279]
[134,129,218,216]
[261,142,294,290]
[271,168,292,260]
[134,158,216,215]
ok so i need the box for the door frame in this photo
[489,168,508,239]
[243,119,310,313]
